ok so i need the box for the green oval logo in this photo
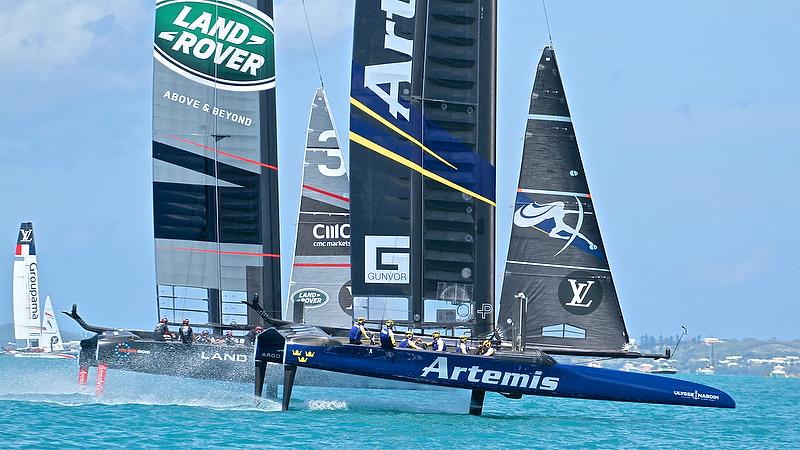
[154,0,275,91]
[291,288,329,308]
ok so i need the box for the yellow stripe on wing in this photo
[350,97,458,170]
[350,131,495,207]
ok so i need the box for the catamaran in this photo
[8,222,74,359]
[66,0,281,387]
[253,0,735,415]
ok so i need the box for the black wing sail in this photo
[349,0,496,336]
[152,0,281,329]
[497,46,630,353]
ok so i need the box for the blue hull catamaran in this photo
[254,0,735,415]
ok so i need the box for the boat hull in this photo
[13,352,77,359]
[77,334,430,389]
[256,328,735,409]
[84,338,255,382]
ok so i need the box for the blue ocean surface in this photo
[0,356,797,448]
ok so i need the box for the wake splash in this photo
[0,356,282,412]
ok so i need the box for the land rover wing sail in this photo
[286,88,352,329]
[497,46,629,354]
[152,0,281,329]
[348,0,497,337]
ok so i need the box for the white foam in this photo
[307,399,348,410]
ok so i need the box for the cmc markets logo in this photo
[154,0,275,91]
[365,236,410,284]
[313,223,350,240]
[558,271,603,315]
[291,288,328,308]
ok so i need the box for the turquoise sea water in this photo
[0,356,797,448]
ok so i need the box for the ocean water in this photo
[0,356,797,449]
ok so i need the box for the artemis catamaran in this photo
[253,0,735,415]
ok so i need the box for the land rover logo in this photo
[291,288,328,308]
[558,271,603,315]
[154,0,275,91]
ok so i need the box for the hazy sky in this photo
[1,0,797,339]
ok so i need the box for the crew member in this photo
[428,331,447,352]
[379,320,396,350]
[177,319,194,345]
[398,331,422,349]
[224,330,236,345]
[477,340,495,357]
[349,317,372,345]
[153,317,171,341]
[196,330,212,344]
[456,335,471,354]
[245,326,263,345]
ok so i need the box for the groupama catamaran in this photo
[253,0,735,415]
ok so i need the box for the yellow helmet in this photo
[405,331,413,337]
[356,316,366,323]
[385,320,395,327]
[460,335,468,341]
[483,340,492,347]
[432,331,441,337]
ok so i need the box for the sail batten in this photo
[498,46,629,354]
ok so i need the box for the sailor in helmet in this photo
[224,330,236,345]
[428,331,447,352]
[245,325,264,345]
[379,320,396,350]
[456,335,471,354]
[196,330,212,344]
[478,340,495,357]
[398,330,422,349]
[349,316,373,345]
[177,319,194,345]
[154,317,172,341]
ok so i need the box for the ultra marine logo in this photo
[154,0,275,91]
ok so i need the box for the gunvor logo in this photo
[154,0,275,91]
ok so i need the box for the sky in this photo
[0,0,797,340]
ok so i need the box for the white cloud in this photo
[0,0,147,73]
[274,0,354,49]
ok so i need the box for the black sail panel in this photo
[152,0,281,328]
[498,47,629,353]
[349,0,496,336]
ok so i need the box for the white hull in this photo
[13,352,77,359]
